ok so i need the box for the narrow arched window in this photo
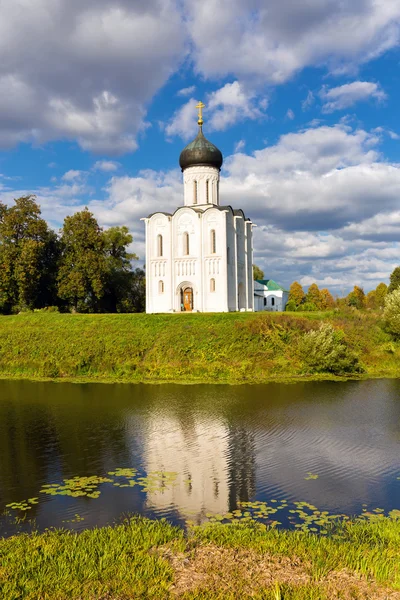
[210,278,216,292]
[210,229,216,254]
[206,180,209,203]
[157,234,163,257]
[159,280,164,294]
[193,181,198,204]
[271,297,275,306]
[183,232,189,255]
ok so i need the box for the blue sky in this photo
[0,0,400,294]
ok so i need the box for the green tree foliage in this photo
[288,281,305,307]
[388,267,400,293]
[384,289,400,337]
[346,286,365,309]
[375,283,388,308]
[57,209,109,312]
[101,226,138,313]
[306,283,322,310]
[253,264,264,280]
[299,323,361,374]
[0,196,60,313]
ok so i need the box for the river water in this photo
[0,378,399,537]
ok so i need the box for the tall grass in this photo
[1,516,399,599]
[0,310,398,383]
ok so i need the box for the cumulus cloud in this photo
[62,170,86,181]
[185,0,400,82]
[320,81,387,113]
[93,160,121,172]
[166,81,266,139]
[0,0,184,153]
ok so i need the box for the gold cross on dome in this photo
[196,101,205,126]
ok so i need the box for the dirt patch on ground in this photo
[160,543,400,599]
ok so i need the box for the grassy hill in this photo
[0,310,399,384]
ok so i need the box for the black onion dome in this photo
[179,127,223,171]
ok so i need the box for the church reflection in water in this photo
[141,415,256,523]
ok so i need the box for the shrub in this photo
[298,323,361,374]
[285,300,297,312]
[383,289,400,337]
[297,302,317,312]
[34,306,60,313]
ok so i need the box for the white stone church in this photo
[142,103,255,313]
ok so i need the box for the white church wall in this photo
[183,165,220,207]
[226,211,237,311]
[235,216,246,310]
[203,207,229,312]
[147,214,172,313]
[246,221,254,310]
[172,208,202,311]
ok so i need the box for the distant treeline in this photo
[286,273,400,312]
[0,196,145,314]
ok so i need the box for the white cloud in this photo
[320,81,387,113]
[185,0,400,82]
[93,160,121,172]
[234,140,246,153]
[0,0,184,153]
[165,98,198,139]
[177,85,196,97]
[166,81,266,139]
[62,170,85,181]
[302,91,315,111]
[286,109,295,120]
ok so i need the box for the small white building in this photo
[254,279,289,312]
[142,103,255,313]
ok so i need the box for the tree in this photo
[366,290,377,310]
[101,226,138,313]
[346,286,365,309]
[0,196,59,313]
[57,209,107,312]
[306,283,322,309]
[375,282,388,309]
[320,288,335,310]
[388,267,400,293]
[253,264,264,280]
[384,289,400,337]
[288,281,305,307]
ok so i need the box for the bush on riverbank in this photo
[0,310,398,383]
[1,516,399,599]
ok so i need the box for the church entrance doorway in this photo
[183,287,193,312]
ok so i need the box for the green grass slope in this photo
[0,311,399,383]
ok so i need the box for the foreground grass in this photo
[1,516,400,599]
[0,310,399,384]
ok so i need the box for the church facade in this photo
[142,103,254,313]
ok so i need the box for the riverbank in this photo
[1,515,399,599]
[0,311,399,384]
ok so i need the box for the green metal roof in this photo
[256,279,289,292]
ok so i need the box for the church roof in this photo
[179,126,223,171]
[256,279,289,292]
[146,205,252,221]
